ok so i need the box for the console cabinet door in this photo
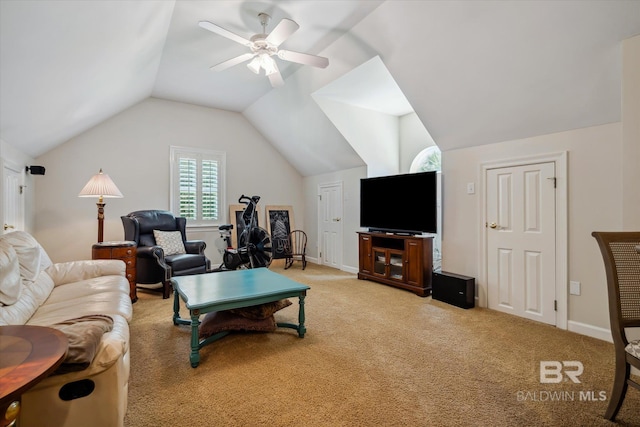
[405,239,423,287]
[372,248,387,277]
[387,249,405,281]
[359,234,373,274]
[373,248,405,281]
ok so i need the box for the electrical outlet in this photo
[570,281,581,296]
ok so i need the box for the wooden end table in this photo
[92,240,137,302]
[0,325,68,427]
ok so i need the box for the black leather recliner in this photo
[121,210,210,299]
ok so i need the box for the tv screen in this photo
[360,171,437,234]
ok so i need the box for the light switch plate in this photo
[570,281,581,296]
[467,182,475,194]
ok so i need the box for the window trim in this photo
[410,145,441,173]
[169,146,226,227]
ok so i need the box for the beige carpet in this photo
[124,264,639,427]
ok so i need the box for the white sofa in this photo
[0,231,132,427]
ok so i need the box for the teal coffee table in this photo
[172,268,310,368]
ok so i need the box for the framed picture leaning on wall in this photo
[265,205,294,260]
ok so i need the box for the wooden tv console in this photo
[357,232,433,296]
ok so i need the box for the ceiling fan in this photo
[199,12,329,87]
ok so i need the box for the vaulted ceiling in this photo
[1,1,639,177]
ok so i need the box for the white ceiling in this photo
[1,1,639,177]
[313,55,414,116]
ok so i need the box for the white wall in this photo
[399,112,436,173]
[303,166,367,272]
[622,34,640,229]
[442,122,622,331]
[312,96,399,177]
[34,98,303,263]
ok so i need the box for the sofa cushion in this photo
[30,276,133,324]
[153,230,186,255]
[46,259,125,287]
[30,271,55,308]
[165,253,207,271]
[0,230,45,282]
[0,284,40,325]
[0,241,22,305]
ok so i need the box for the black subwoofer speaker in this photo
[432,271,475,309]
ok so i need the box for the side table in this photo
[92,241,137,303]
[0,325,68,427]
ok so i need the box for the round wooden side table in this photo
[0,325,68,427]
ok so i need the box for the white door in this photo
[486,162,556,325]
[2,160,25,234]
[318,182,343,269]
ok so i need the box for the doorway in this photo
[318,182,343,269]
[482,153,568,329]
[2,159,25,234]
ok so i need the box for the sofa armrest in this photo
[46,260,125,286]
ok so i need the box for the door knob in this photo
[489,222,498,229]
[3,224,15,231]
[334,218,341,222]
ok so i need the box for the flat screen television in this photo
[360,171,437,234]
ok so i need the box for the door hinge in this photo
[547,177,557,188]
[319,195,322,200]
[554,300,557,311]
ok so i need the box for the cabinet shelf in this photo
[358,232,433,297]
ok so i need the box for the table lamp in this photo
[78,169,123,242]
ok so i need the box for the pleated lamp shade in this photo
[78,169,123,201]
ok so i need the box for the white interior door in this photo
[318,182,343,269]
[2,160,25,234]
[486,162,556,325]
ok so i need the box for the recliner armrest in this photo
[136,245,167,264]
[136,245,163,258]
[185,240,206,255]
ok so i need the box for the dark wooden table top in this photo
[0,325,68,407]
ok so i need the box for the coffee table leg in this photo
[298,293,306,338]
[172,286,180,325]
[190,311,201,368]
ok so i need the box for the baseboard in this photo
[567,320,612,343]
[342,265,358,274]
[301,257,359,275]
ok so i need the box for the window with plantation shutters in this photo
[170,146,226,226]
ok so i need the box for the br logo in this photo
[540,361,583,383]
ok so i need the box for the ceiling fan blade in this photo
[199,21,252,47]
[265,18,299,47]
[267,68,284,88]
[277,50,329,68]
[210,53,256,72]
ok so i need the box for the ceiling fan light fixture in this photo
[247,56,261,74]
[261,54,278,76]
